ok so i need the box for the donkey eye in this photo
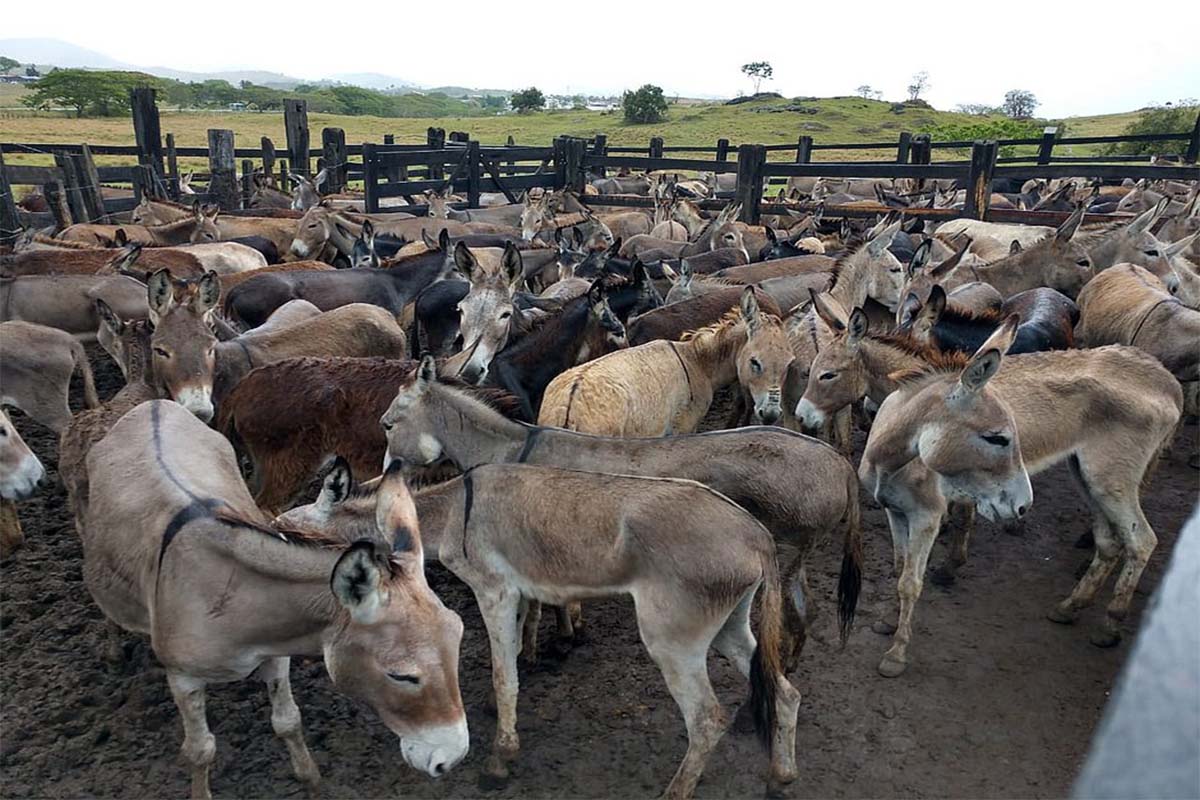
[981,433,1010,448]
[388,673,421,686]
[153,347,170,357]
[381,420,394,432]
[1144,249,1159,257]
[499,311,512,320]
[1076,258,1090,267]
[749,357,762,375]
[819,371,837,381]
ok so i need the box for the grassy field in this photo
[0,92,1153,176]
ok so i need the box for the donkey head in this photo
[1165,238,1200,307]
[290,202,337,258]
[289,169,328,211]
[317,463,468,778]
[736,287,795,425]
[520,193,553,242]
[425,188,452,220]
[584,278,626,355]
[709,203,747,258]
[0,408,44,502]
[189,204,220,243]
[795,292,868,433]
[896,237,970,324]
[863,316,1032,522]
[350,220,379,269]
[453,242,524,384]
[146,269,221,422]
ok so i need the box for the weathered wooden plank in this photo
[284,99,310,177]
[206,129,239,210]
[427,128,445,181]
[1187,110,1200,165]
[362,143,380,214]
[716,138,730,163]
[0,148,22,243]
[735,144,766,225]
[3,164,64,185]
[896,132,912,164]
[590,134,607,178]
[54,150,87,222]
[795,136,813,164]
[582,155,737,173]
[165,133,180,199]
[991,163,1200,180]
[466,140,481,208]
[963,140,998,220]
[44,180,71,229]
[1037,126,1059,165]
[241,159,255,208]
[130,87,165,196]
[321,127,348,193]
[75,144,106,222]
[649,137,664,160]
[764,162,967,179]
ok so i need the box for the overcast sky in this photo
[6,0,1199,117]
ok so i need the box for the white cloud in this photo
[5,0,1198,116]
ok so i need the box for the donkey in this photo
[798,310,1182,676]
[0,321,99,433]
[621,203,747,264]
[283,461,801,800]
[488,279,627,419]
[289,168,328,210]
[540,288,794,433]
[61,204,221,247]
[425,187,525,227]
[0,273,148,338]
[380,356,862,667]
[447,242,531,384]
[131,198,300,255]
[0,408,44,558]
[216,357,523,512]
[288,203,471,262]
[82,401,468,798]
[1,239,204,278]
[904,204,1094,301]
[897,285,1079,355]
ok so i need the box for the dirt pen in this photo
[0,350,1195,798]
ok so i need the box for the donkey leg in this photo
[1050,458,1120,625]
[833,405,854,458]
[879,513,941,678]
[872,509,909,636]
[779,553,809,672]
[641,632,725,800]
[518,598,540,665]
[1091,496,1157,648]
[258,657,321,791]
[477,590,523,785]
[167,672,216,800]
[930,503,974,587]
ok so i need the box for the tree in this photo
[741,62,773,95]
[955,103,997,116]
[856,84,882,100]
[1002,89,1038,119]
[510,87,545,113]
[622,84,668,124]
[1107,99,1200,156]
[26,65,40,78]
[21,69,156,117]
[0,56,19,73]
[906,71,929,102]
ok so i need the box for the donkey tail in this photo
[749,545,784,749]
[69,339,99,410]
[837,469,864,645]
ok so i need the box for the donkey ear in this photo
[586,277,606,306]
[193,271,221,313]
[320,457,354,508]
[766,227,778,245]
[930,238,969,279]
[739,285,760,327]
[502,243,524,288]
[421,228,438,250]
[362,219,374,240]
[438,228,450,252]
[897,291,923,327]
[960,314,1019,394]
[660,262,678,283]
[417,353,437,388]
[1009,239,1022,255]
[376,460,422,558]
[95,298,124,336]
[922,284,947,323]
[114,228,129,247]
[1055,203,1087,242]
[810,289,848,332]
[846,307,869,348]
[867,217,902,256]
[330,540,389,624]
[453,241,477,280]
[908,238,932,276]
[146,269,174,318]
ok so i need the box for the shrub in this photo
[510,87,545,114]
[1106,100,1199,156]
[622,84,668,124]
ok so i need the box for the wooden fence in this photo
[2,91,1198,243]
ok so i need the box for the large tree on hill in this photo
[21,69,158,117]
[907,71,930,102]
[510,87,545,113]
[1002,89,1038,119]
[741,62,773,95]
[623,84,668,124]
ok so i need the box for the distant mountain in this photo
[0,37,126,69]
[326,72,418,92]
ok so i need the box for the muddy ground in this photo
[1,347,1196,799]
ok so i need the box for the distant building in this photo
[0,74,39,84]
[228,102,246,112]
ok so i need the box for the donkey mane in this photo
[1070,220,1127,249]
[869,330,971,375]
[34,233,103,250]
[679,305,782,341]
[143,197,196,212]
[940,301,1005,325]
[826,236,870,288]
[213,508,348,550]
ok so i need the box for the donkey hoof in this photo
[1074,531,1095,550]
[1089,627,1122,649]
[877,655,908,678]
[871,619,898,636]
[766,772,796,798]
[1046,606,1076,625]
[479,756,510,790]
[928,565,957,587]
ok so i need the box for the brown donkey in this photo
[798,309,1182,676]
[540,287,794,433]
[83,401,467,798]
[279,462,801,800]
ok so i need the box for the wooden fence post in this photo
[130,86,165,197]
[207,129,239,210]
[911,134,932,164]
[0,148,22,244]
[735,144,765,225]
[362,143,379,214]
[44,180,71,230]
[427,127,445,181]
[1037,126,1059,165]
[649,136,664,160]
[75,144,106,222]
[284,99,310,177]
[260,137,277,183]
[449,131,469,144]
[964,140,998,220]
[591,134,607,178]
[1185,111,1200,164]
[165,133,180,199]
[321,127,347,194]
[896,132,912,163]
[466,140,481,208]
[552,137,567,189]
[383,134,403,182]
[564,138,586,195]
[241,159,255,207]
[53,150,86,223]
[716,138,730,163]
[795,136,813,164]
